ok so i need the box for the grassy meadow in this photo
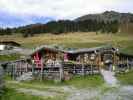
[1,32,133,99]
[0,32,133,54]
[0,54,21,61]
[3,75,103,100]
[117,71,133,85]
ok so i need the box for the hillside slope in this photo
[75,11,133,23]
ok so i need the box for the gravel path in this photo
[67,88,100,100]
[99,86,133,100]
[100,69,118,86]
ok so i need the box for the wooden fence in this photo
[1,58,133,81]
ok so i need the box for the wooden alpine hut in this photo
[2,44,133,81]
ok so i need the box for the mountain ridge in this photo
[75,11,133,23]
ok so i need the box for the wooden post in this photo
[127,58,130,70]
[98,52,101,71]
[113,51,117,71]
[40,66,43,81]
[91,61,93,75]
[113,51,116,66]
[26,62,28,73]
[73,65,76,74]
[12,64,15,80]
[82,63,85,76]
[32,64,35,77]
[11,64,14,79]
[20,62,21,77]
[59,61,64,81]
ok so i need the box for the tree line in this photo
[0,20,119,37]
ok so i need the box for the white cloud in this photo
[0,0,133,20]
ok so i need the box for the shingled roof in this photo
[0,41,21,47]
[30,44,115,56]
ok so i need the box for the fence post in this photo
[12,64,16,80]
[59,61,64,81]
[82,63,85,76]
[32,64,35,78]
[127,58,130,70]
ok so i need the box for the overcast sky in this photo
[0,0,133,27]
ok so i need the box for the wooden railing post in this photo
[127,58,130,70]
[82,63,85,76]
[59,61,64,81]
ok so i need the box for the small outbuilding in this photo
[0,41,21,51]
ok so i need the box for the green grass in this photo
[6,74,104,90]
[0,54,21,61]
[0,88,43,100]
[61,42,105,49]
[1,32,133,99]
[6,81,63,92]
[64,75,104,89]
[116,40,133,55]
[4,75,104,100]
[1,87,67,100]
[30,74,104,88]
[117,71,133,85]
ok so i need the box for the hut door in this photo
[103,54,113,70]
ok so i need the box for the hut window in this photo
[64,53,68,61]
[104,54,113,61]
[76,55,81,62]
[84,53,89,63]
[90,54,96,61]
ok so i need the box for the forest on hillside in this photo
[1,11,133,37]
[0,20,119,37]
